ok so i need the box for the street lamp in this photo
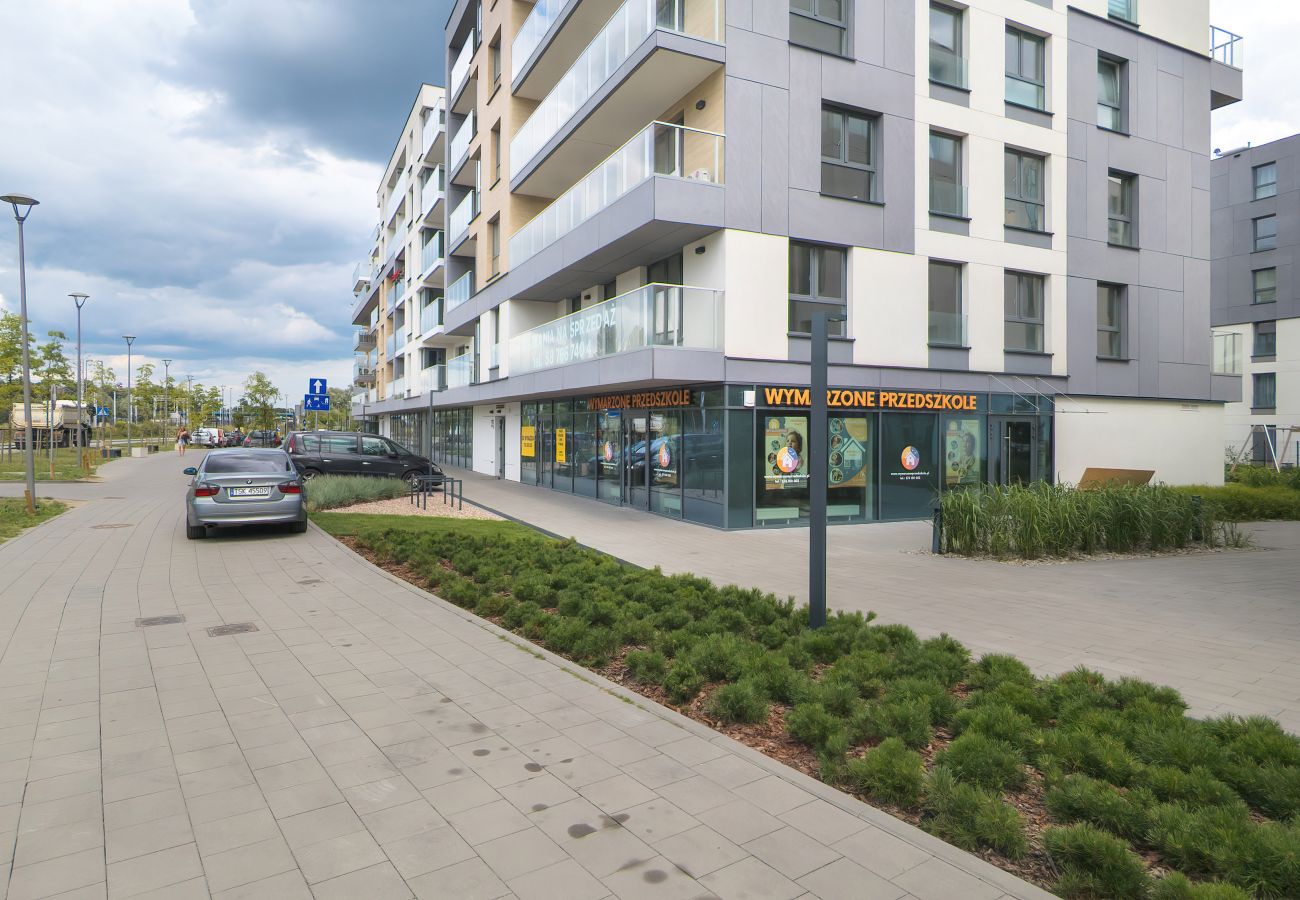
[3,193,40,513]
[162,358,172,436]
[123,335,135,455]
[808,309,847,630]
[69,293,89,461]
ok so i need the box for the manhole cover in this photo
[92,523,133,529]
[137,615,185,627]
[207,623,258,637]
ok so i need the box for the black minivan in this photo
[284,431,444,487]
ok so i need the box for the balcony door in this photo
[652,116,684,177]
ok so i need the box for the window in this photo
[1253,268,1277,304]
[491,124,501,182]
[1107,172,1136,247]
[1213,332,1242,374]
[1005,149,1045,231]
[489,39,501,89]
[929,132,963,216]
[929,3,965,88]
[361,436,390,456]
[790,0,849,56]
[1005,27,1046,110]
[1254,321,1277,357]
[1253,372,1277,410]
[789,241,847,336]
[821,106,878,202]
[1097,56,1125,131]
[1108,0,1137,24]
[1004,271,1045,352]
[1253,162,1277,200]
[488,218,500,276]
[1097,283,1126,358]
[928,261,964,346]
[1254,215,1277,251]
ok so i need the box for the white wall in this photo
[471,404,510,477]
[722,229,787,359]
[1217,319,1300,462]
[1054,397,1225,485]
[1071,0,1209,58]
[849,248,928,368]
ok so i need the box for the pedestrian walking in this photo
[176,427,190,456]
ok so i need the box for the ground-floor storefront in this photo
[402,383,1054,529]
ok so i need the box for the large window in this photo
[1005,149,1045,231]
[928,261,964,346]
[1254,162,1277,200]
[1005,271,1045,352]
[821,106,878,202]
[1253,268,1277,304]
[1107,172,1137,247]
[789,242,847,336]
[1097,55,1125,131]
[1097,283,1126,359]
[1254,321,1277,358]
[1005,27,1046,110]
[791,0,849,56]
[1254,215,1277,251]
[929,131,963,216]
[1253,372,1277,410]
[929,3,965,88]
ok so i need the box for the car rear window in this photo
[204,455,291,474]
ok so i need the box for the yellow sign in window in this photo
[521,425,535,458]
[555,428,567,463]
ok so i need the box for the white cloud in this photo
[1211,1,1300,152]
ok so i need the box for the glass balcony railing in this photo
[509,283,722,376]
[446,270,474,312]
[422,101,444,156]
[450,191,477,243]
[511,121,724,267]
[421,233,444,274]
[420,298,443,333]
[421,167,445,219]
[450,109,476,166]
[1211,26,1243,69]
[489,344,500,371]
[352,261,373,290]
[1213,332,1243,375]
[510,0,721,180]
[928,311,968,348]
[354,328,376,351]
[385,333,397,359]
[512,0,563,82]
[929,45,967,89]
[929,180,968,218]
[414,364,446,394]
[391,279,406,305]
[353,363,376,385]
[447,351,477,388]
[385,172,407,223]
[390,376,406,399]
[451,35,475,98]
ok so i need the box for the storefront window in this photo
[552,403,572,494]
[827,414,875,522]
[570,411,597,497]
[942,416,984,488]
[650,410,682,518]
[626,414,650,509]
[682,409,725,526]
[756,413,810,524]
[597,411,621,503]
[879,414,939,520]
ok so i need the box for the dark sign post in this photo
[808,310,845,631]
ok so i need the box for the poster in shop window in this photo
[521,425,535,458]
[763,416,808,490]
[943,418,981,485]
[555,428,567,464]
[828,417,869,488]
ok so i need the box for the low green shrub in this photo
[846,738,924,806]
[967,653,1036,692]
[306,474,409,511]
[922,767,1026,858]
[1226,464,1300,489]
[1043,774,1150,841]
[663,661,705,705]
[1150,873,1253,900]
[1045,823,1150,899]
[1176,484,1300,521]
[1146,803,1300,897]
[936,732,1025,792]
[624,649,668,684]
[951,703,1039,753]
[706,680,769,724]
[851,696,933,750]
[786,702,846,754]
[1136,765,1242,810]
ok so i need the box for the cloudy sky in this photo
[0,1,1290,405]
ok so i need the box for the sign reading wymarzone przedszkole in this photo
[761,386,980,412]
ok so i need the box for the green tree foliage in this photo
[240,371,278,430]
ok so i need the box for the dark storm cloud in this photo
[170,0,447,163]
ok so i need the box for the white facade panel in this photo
[1054,396,1225,485]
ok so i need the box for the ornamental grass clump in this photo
[305,474,408,511]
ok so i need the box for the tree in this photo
[34,331,74,394]
[0,311,31,422]
[196,386,222,426]
[241,371,278,430]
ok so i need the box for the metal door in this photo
[495,416,506,478]
[989,418,1039,486]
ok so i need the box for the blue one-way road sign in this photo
[308,378,327,395]
[304,394,331,412]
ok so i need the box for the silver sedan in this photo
[183,449,307,539]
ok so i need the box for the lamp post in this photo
[3,193,40,513]
[808,309,846,630]
[161,359,172,442]
[69,293,89,462]
[123,336,136,455]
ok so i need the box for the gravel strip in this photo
[331,494,502,520]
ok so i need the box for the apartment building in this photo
[1211,134,1300,467]
[354,0,1243,527]
[351,83,448,434]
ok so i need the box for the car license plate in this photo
[227,487,270,498]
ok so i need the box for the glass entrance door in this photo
[623,414,649,509]
[597,411,622,503]
[537,416,554,488]
[990,418,1038,486]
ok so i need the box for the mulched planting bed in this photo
[337,520,1300,899]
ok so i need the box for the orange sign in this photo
[762,386,979,412]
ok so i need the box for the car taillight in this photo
[279,482,302,494]
[194,484,219,497]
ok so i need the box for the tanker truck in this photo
[8,400,91,449]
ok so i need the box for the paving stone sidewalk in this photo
[0,453,1051,899]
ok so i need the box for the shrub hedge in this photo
[335,518,1300,898]
[1175,484,1300,522]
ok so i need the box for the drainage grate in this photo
[207,623,258,637]
[93,523,133,529]
[137,615,186,627]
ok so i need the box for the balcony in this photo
[387,376,406,400]
[1213,332,1243,376]
[420,298,444,334]
[385,333,397,359]
[420,166,445,223]
[446,270,474,313]
[353,364,376,386]
[1209,26,1244,109]
[352,261,373,294]
[384,172,408,225]
[450,35,475,105]
[450,110,476,176]
[508,283,722,376]
[421,232,445,279]
[354,328,376,352]
[512,121,723,268]
[413,363,447,394]
[446,351,478,389]
[509,0,723,195]
[449,191,477,247]
[391,278,407,307]
[421,101,445,162]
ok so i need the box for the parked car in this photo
[283,431,444,487]
[243,429,280,448]
[191,427,222,447]
[222,430,245,447]
[182,448,307,539]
